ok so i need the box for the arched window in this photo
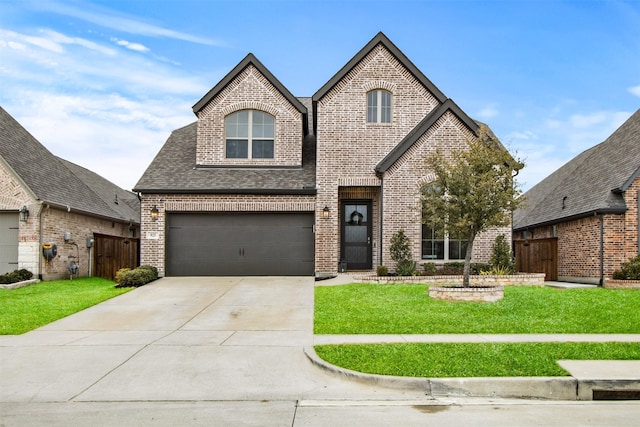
[225,110,274,159]
[367,89,392,123]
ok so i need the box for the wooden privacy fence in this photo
[94,234,139,280]
[514,238,558,281]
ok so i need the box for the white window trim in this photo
[225,110,274,159]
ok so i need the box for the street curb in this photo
[304,347,579,400]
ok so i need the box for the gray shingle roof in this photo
[0,106,140,223]
[133,120,316,194]
[513,109,640,230]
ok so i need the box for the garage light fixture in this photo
[19,206,29,222]
[150,205,159,220]
[322,206,331,219]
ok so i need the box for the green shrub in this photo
[422,262,438,275]
[490,234,515,274]
[115,265,158,288]
[389,230,415,276]
[376,265,388,276]
[0,269,33,284]
[441,262,465,275]
[612,255,640,280]
[471,263,492,274]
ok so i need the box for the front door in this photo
[341,201,372,270]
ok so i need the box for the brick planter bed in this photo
[428,285,504,302]
[354,273,545,286]
[604,279,640,289]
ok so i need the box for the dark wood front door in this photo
[341,201,372,270]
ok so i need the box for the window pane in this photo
[381,90,391,123]
[226,139,248,158]
[367,91,377,123]
[422,223,444,260]
[252,111,274,138]
[225,111,249,138]
[252,139,274,158]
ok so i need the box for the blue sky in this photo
[1,0,639,192]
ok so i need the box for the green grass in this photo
[314,284,640,377]
[315,284,640,334]
[0,277,130,335]
[314,342,640,377]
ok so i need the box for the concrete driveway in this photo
[0,277,427,425]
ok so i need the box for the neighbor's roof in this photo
[513,108,640,230]
[0,106,140,223]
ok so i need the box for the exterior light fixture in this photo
[19,206,29,222]
[150,205,159,220]
[322,206,330,219]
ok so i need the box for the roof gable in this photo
[375,99,480,174]
[312,32,447,103]
[192,53,307,115]
[0,106,140,223]
[514,108,640,230]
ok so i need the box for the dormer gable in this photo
[193,54,308,167]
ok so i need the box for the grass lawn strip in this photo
[314,342,640,377]
[315,284,640,334]
[0,277,130,335]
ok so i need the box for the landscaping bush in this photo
[376,265,388,277]
[612,255,640,280]
[389,230,415,276]
[115,265,158,287]
[490,234,515,274]
[441,262,465,275]
[422,262,438,275]
[0,269,33,284]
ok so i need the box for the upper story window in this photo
[367,89,392,123]
[225,110,275,159]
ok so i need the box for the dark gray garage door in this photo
[0,212,19,275]
[166,212,315,276]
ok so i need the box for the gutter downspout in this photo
[599,213,604,287]
[38,203,47,281]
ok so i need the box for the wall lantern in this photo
[322,206,331,219]
[19,206,29,222]
[150,205,159,220]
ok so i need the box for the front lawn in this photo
[314,342,640,377]
[0,277,130,335]
[314,283,640,377]
[315,284,640,334]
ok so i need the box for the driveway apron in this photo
[0,277,425,403]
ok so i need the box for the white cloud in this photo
[629,85,640,97]
[28,0,225,46]
[111,38,150,53]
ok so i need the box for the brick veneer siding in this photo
[140,194,316,277]
[1,161,137,280]
[195,65,303,167]
[514,177,640,282]
[314,45,502,273]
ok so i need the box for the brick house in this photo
[0,107,140,280]
[134,32,510,277]
[513,109,640,284]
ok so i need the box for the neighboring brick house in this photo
[134,32,510,277]
[0,107,140,280]
[513,109,640,284]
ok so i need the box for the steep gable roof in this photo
[312,32,447,104]
[0,106,140,223]
[375,99,480,174]
[192,53,307,116]
[513,108,640,230]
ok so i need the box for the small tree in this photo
[421,126,524,287]
[490,234,515,274]
[389,230,416,276]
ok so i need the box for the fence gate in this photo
[94,234,139,280]
[515,238,558,281]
